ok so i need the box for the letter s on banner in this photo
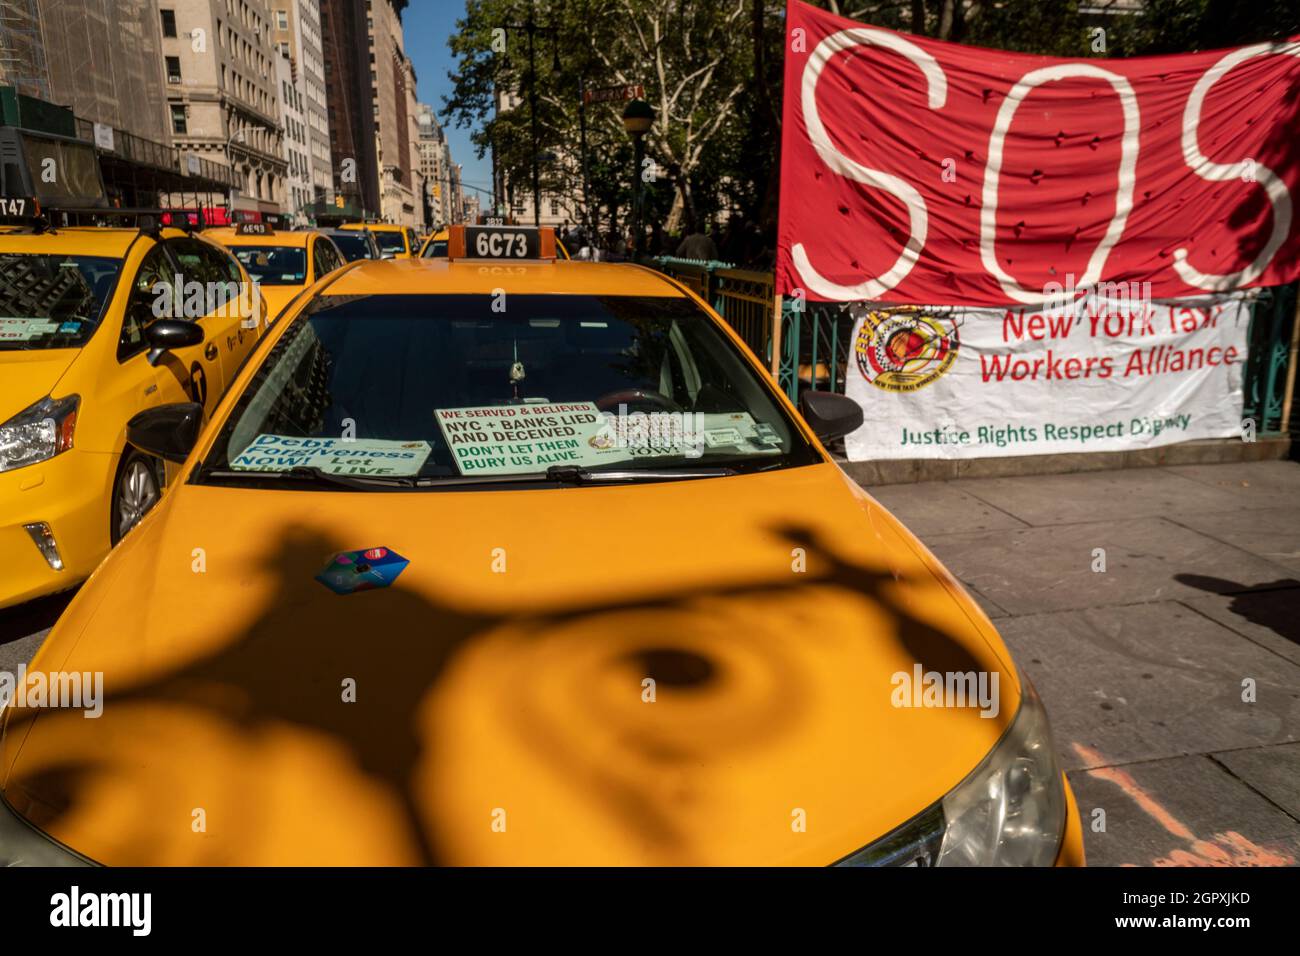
[792,29,947,300]
[981,65,1140,304]
[1174,42,1300,290]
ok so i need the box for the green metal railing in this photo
[1243,283,1296,435]
[652,256,1296,436]
[652,256,774,359]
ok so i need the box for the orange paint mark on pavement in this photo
[1072,743,1193,840]
[1071,742,1295,867]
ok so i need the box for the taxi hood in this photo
[0,351,79,423]
[1,462,1020,866]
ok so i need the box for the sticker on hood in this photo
[315,547,409,595]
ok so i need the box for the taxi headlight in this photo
[934,675,1066,866]
[0,395,79,473]
[0,791,92,866]
[837,674,1066,867]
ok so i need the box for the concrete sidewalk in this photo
[869,459,1300,867]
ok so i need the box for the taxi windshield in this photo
[0,253,121,350]
[196,293,818,488]
[422,240,448,258]
[373,232,406,255]
[331,233,374,261]
[231,245,307,285]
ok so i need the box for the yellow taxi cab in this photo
[0,224,1082,866]
[341,220,419,260]
[0,206,268,612]
[204,223,346,321]
[418,228,449,258]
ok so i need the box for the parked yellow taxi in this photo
[341,220,420,259]
[0,209,267,611]
[204,223,346,321]
[418,228,449,258]
[0,225,1082,866]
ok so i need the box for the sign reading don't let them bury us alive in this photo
[843,291,1252,461]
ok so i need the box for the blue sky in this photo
[404,1,494,203]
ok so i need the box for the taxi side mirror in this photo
[799,390,864,443]
[126,402,204,464]
[145,319,204,366]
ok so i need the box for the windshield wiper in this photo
[409,463,738,489]
[543,464,737,484]
[201,465,416,489]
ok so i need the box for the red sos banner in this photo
[776,0,1300,305]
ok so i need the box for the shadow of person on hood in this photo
[5,514,998,864]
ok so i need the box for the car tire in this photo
[110,449,163,546]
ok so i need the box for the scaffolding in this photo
[0,0,48,100]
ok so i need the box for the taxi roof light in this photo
[446,224,556,262]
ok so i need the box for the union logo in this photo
[853,305,962,393]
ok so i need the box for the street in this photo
[866,460,1300,866]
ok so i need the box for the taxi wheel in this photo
[110,450,163,545]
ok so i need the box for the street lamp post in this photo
[503,0,563,228]
[622,99,653,260]
[224,126,246,224]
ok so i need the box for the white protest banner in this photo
[435,404,785,476]
[231,435,432,476]
[844,290,1253,461]
[436,402,621,475]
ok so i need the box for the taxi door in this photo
[118,241,222,418]
[165,236,261,391]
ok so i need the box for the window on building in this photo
[275,10,288,30]
[166,56,182,83]
[160,9,177,38]
[170,105,188,135]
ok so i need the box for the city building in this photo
[319,0,378,218]
[0,0,232,208]
[0,0,49,99]
[463,194,480,225]
[270,0,333,215]
[160,0,288,219]
[367,0,422,228]
[416,103,456,228]
[275,51,311,224]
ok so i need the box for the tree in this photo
[444,0,763,238]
